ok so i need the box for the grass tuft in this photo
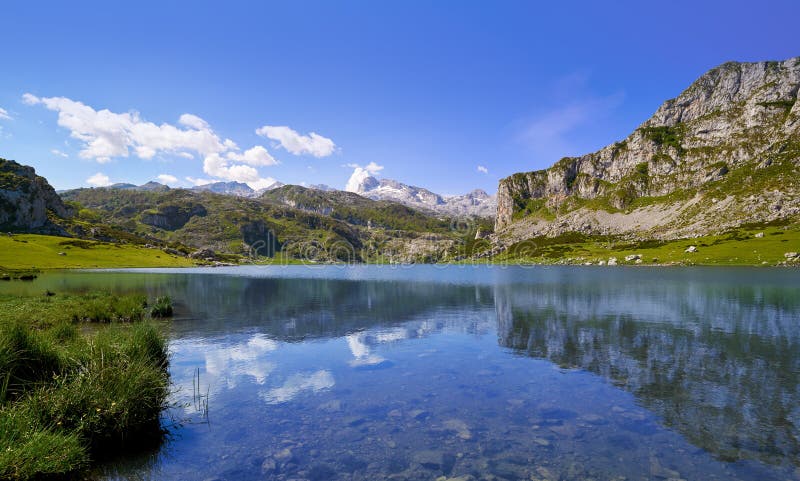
[0,292,171,480]
[149,296,173,319]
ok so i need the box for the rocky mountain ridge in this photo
[191,180,286,197]
[98,176,495,219]
[351,175,496,218]
[496,57,800,243]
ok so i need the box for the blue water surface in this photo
[4,265,799,481]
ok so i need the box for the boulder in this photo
[190,248,217,260]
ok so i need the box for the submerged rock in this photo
[413,450,444,470]
[442,419,472,440]
[409,409,431,420]
[260,458,278,475]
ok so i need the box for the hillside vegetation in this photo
[60,185,490,263]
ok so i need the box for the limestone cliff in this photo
[496,57,800,240]
[0,158,73,232]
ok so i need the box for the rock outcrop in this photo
[496,57,800,240]
[0,158,73,232]
[140,203,207,230]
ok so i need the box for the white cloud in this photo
[203,153,260,182]
[51,149,69,158]
[200,155,277,191]
[477,165,488,174]
[23,93,229,163]
[156,174,178,185]
[364,161,383,173]
[256,125,336,157]
[247,177,279,191]
[261,370,335,404]
[0,108,11,121]
[178,113,209,130]
[86,172,111,187]
[22,93,39,105]
[24,93,279,188]
[226,145,278,166]
[345,161,383,192]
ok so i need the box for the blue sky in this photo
[0,0,797,194]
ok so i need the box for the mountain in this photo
[441,189,496,218]
[308,184,335,192]
[0,158,73,233]
[190,180,284,198]
[260,184,476,232]
[60,183,488,263]
[105,182,170,192]
[350,175,496,218]
[496,57,800,243]
[254,181,285,197]
[138,181,170,192]
[191,181,255,197]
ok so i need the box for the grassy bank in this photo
[0,292,172,480]
[0,234,196,271]
[495,222,800,266]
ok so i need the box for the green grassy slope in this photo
[0,234,195,270]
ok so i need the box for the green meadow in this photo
[496,222,800,266]
[0,234,196,271]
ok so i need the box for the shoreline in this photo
[1,231,797,273]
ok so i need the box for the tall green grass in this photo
[0,292,172,480]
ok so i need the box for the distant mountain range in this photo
[104,180,286,198]
[110,181,170,192]
[97,177,496,218]
[349,175,496,217]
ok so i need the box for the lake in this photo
[3,265,799,480]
